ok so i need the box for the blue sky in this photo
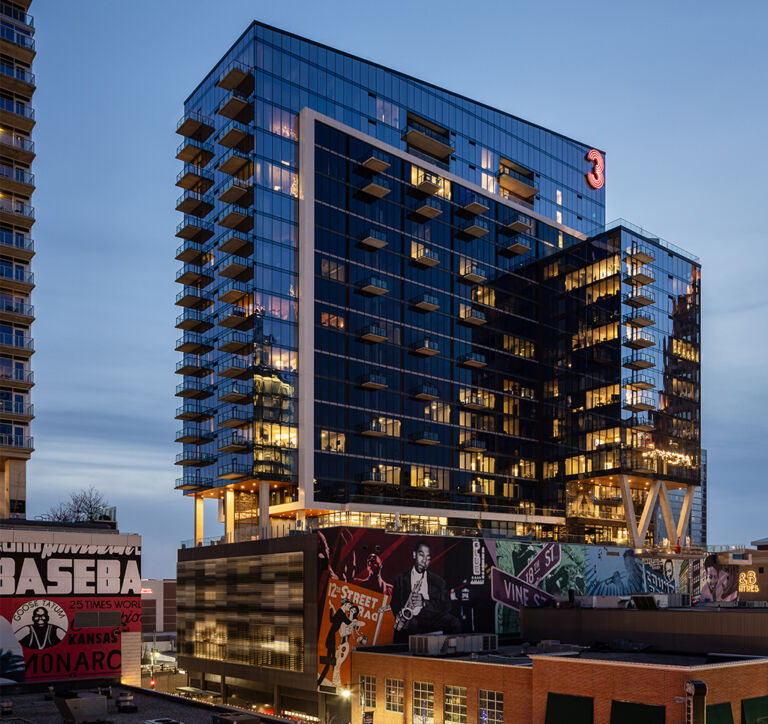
[26,1,767,578]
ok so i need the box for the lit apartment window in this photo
[359,675,376,709]
[320,430,345,452]
[444,685,467,724]
[413,681,434,724]
[410,466,444,489]
[470,477,494,495]
[320,258,345,281]
[556,210,562,224]
[320,311,344,329]
[385,678,404,713]
[479,690,503,723]
[556,189,562,205]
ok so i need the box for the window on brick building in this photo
[479,689,504,723]
[386,678,404,713]
[359,675,376,709]
[445,685,467,724]
[413,681,434,724]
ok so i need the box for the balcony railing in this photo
[0,266,32,285]
[460,217,490,238]
[0,333,32,351]
[216,407,253,428]
[0,23,34,50]
[411,245,439,267]
[0,400,32,416]
[0,434,33,450]
[175,451,216,467]
[459,263,487,284]
[176,137,214,165]
[0,368,32,385]
[413,383,439,400]
[359,176,390,199]
[0,132,33,155]
[175,402,214,421]
[0,299,33,317]
[175,216,214,242]
[175,476,213,491]
[358,324,387,343]
[459,307,487,325]
[357,276,389,296]
[458,352,487,368]
[357,373,387,390]
[217,461,251,479]
[411,293,439,312]
[0,61,34,86]
[175,380,214,398]
[0,162,33,186]
[0,96,33,120]
[0,197,33,219]
[0,229,32,253]
[0,2,33,29]
[412,338,440,356]
[359,149,390,174]
[411,430,439,445]
[359,228,387,250]
[176,111,215,141]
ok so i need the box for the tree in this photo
[38,485,109,522]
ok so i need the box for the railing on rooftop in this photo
[606,218,700,263]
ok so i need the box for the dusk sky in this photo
[26,1,767,578]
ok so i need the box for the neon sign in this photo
[739,570,759,593]
[585,149,605,190]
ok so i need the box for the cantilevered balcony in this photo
[460,438,486,453]
[459,263,487,284]
[175,451,216,468]
[458,352,487,369]
[176,190,214,218]
[459,307,487,326]
[410,245,439,268]
[218,354,252,379]
[359,176,390,199]
[175,380,214,400]
[623,392,656,413]
[358,228,387,250]
[0,60,35,95]
[0,230,33,260]
[175,476,214,492]
[358,324,387,343]
[624,289,656,308]
[175,402,214,422]
[175,333,213,355]
[217,232,253,257]
[0,163,34,195]
[216,119,253,150]
[503,217,532,235]
[358,373,387,390]
[412,197,442,220]
[460,394,490,411]
[218,431,253,454]
[621,451,656,474]
[176,286,213,311]
[217,148,250,176]
[359,471,388,485]
[176,111,215,142]
[218,461,251,480]
[0,198,34,228]
[0,97,34,133]
[216,89,251,122]
[626,413,655,432]
[216,60,253,92]
[218,331,251,355]
[623,352,656,371]
[624,265,656,287]
[0,434,33,454]
[623,374,655,391]
[176,138,214,166]
[217,280,249,304]
[357,276,389,296]
[623,330,655,350]
[0,131,34,164]
[460,217,490,239]
[0,266,33,293]
[413,169,442,195]
[220,305,253,330]
[412,383,439,401]
[175,239,209,265]
[176,164,214,192]
[411,430,439,446]
[625,244,656,265]
[175,427,214,445]
[0,368,33,390]
[0,400,33,422]
[176,216,214,243]
[360,420,387,437]
[175,355,213,377]
[219,255,252,281]
[218,381,252,404]
[500,236,531,256]
[175,263,214,287]
[412,338,439,357]
[217,407,253,428]
[0,332,33,357]
[411,293,439,312]
[624,311,656,328]
[498,164,538,201]
[215,177,251,205]
[403,120,454,162]
[217,206,253,232]
[0,299,33,325]
[461,197,489,216]
[360,149,390,174]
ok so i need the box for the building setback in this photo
[0,0,35,520]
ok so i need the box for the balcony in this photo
[360,149,390,174]
[218,331,251,355]
[623,374,655,391]
[218,381,252,404]
[176,138,214,166]
[412,197,442,220]
[176,164,214,192]
[0,400,33,422]
[358,229,387,250]
[460,218,490,239]
[175,476,214,492]
[411,293,439,312]
[176,286,212,311]
[624,265,655,287]
[0,163,34,195]
[458,352,487,369]
[358,373,387,390]
[216,60,253,92]
[460,394,490,411]
[218,461,251,480]
[623,392,656,413]
[625,244,656,265]
[175,355,213,377]
[219,256,252,281]
[175,239,209,265]
[498,164,538,201]
[412,338,439,357]
[359,177,390,199]
[176,190,214,218]
[0,97,34,132]
[176,216,214,243]
[413,169,442,195]
[217,148,250,176]
[411,430,439,446]
[411,245,439,268]
[0,266,33,293]
[461,438,486,452]
[216,89,251,122]
[0,368,32,390]
[220,305,253,330]
[626,413,655,432]
[176,111,215,142]
[217,280,250,304]
[176,263,214,287]
[175,451,216,468]
[0,198,34,228]
[0,230,33,260]
[217,207,253,232]
[357,276,389,296]
[459,264,487,284]
[623,353,656,371]
[360,420,387,437]
[215,177,251,205]
[175,380,214,400]
[175,427,214,445]
[359,471,388,485]
[358,324,387,343]
[175,333,213,355]
[461,197,489,216]
[0,131,34,163]
[459,308,487,326]
[0,434,33,453]
[500,237,531,256]
[623,289,656,308]
[217,232,253,257]
[623,330,655,350]
[403,120,454,162]
[217,407,253,428]
[0,332,33,357]
[216,119,253,150]
[218,432,253,454]
[0,299,33,324]
[218,355,252,379]
[175,402,214,422]
[503,218,532,235]
[624,311,655,328]
[412,383,439,401]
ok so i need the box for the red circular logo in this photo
[585,149,605,189]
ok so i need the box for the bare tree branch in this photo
[37,486,108,522]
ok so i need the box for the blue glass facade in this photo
[174,23,700,548]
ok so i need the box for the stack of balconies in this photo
[174,61,257,492]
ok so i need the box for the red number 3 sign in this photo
[585,149,605,189]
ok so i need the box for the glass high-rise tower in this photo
[174,22,701,550]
